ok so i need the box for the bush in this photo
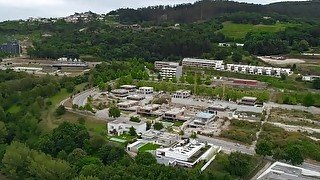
[55,105,66,116]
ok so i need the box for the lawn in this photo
[6,105,21,114]
[138,143,160,152]
[220,22,295,40]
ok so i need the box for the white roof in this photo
[183,58,223,64]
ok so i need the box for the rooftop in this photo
[165,108,185,115]
[139,87,153,90]
[117,100,138,106]
[139,104,161,111]
[241,96,257,101]
[110,117,146,126]
[196,112,215,119]
[112,89,129,94]
[183,58,223,64]
[120,85,137,89]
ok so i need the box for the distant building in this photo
[163,108,186,121]
[117,100,139,111]
[127,94,145,101]
[239,97,257,106]
[225,64,292,77]
[137,104,161,116]
[155,61,179,70]
[138,87,153,95]
[160,66,183,80]
[0,42,21,54]
[302,75,320,82]
[188,112,216,128]
[141,130,180,147]
[120,85,137,92]
[111,89,129,97]
[108,117,147,136]
[173,90,191,99]
[11,67,43,73]
[182,58,224,70]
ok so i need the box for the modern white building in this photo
[155,61,179,70]
[117,100,139,111]
[188,112,216,128]
[159,66,183,80]
[173,90,191,99]
[163,108,186,121]
[138,87,154,94]
[302,75,320,82]
[108,117,147,136]
[225,64,292,77]
[182,58,224,70]
[141,130,180,147]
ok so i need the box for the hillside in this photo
[108,0,320,24]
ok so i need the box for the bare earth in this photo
[258,56,305,65]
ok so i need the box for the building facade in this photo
[0,42,21,54]
[108,117,147,136]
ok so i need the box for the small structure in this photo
[120,85,137,92]
[141,130,180,147]
[257,161,320,180]
[188,112,216,128]
[11,67,43,73]
[238,97,257,106]
[127,94,145,101]
[111,89,129,97]
[108,117,147,136]
[163,108,186,121]
[117,100,139,111]
[302,75,320,82]
[207,104,233,119]
[173,90,191,99]
[138,87,153,95]
[137,104,161,116]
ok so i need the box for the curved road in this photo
[72,88,98,107]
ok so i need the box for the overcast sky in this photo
[0,0,302,21]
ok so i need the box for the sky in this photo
[0,0,303,21]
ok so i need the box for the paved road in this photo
[196,135,255,155]
[265,102,320,114]
[72,88,97,107]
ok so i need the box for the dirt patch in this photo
[258,56,305,65]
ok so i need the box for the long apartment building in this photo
[182,58,224,70]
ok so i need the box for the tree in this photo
[285,145,304,165]
[231,51,242,62]
[312,78,320,90]
[153,122,164,130]
[130,116,141,123]
[135,152,157,165]
[228,152,253,177]
[303,93,315,107]
[55,105,66,116]
[255,140,272,157]
[109,106,121,118]
[190,132,197,139]
[128,126,137,136]
[298,40,309,52]
[0,121,8,143]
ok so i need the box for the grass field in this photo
[138,143,160,152]
[220,22,295,40]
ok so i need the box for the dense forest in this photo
[109,0,320,24]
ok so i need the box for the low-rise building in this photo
[138,87,153,94]
[238,97,257,106]
[182,58,224,70]
[117,100,139,111]
[137,104,161,116]
[108,117,147,136]
[173,90,191,99]
[163,108,186,121]
[156,139,218,167]
[188,112,216,128]
[111,89,129,97]
[127,94,145,101]
[159,66,183,80]
[225,64,292,77]
[120,85,137,92]
[302,75,320,82]
[141,130,180,147]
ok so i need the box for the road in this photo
[196,135,255,155]
[265,102,320,114]
[72,88,98,107]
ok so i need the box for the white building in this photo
[155,61,179,70]
[188,112,216,128]
[117,100,139,111]
[160,66,183,80]
[302,75,320,82]
[141,130,180,147]
[163,108,186,121]
[182,58,224,70]
[11,67,43,73]
[173,90,191,99]
[225,64,292,77]
[108,117,147,136]
[138,87,153,94]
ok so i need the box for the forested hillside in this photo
[109,0,320,24]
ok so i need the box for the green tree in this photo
[312,78,320,90]
[128,126,137,136]
[298,40,309,52]
[228,152,252,177]
[55,105,66,116]
[255,140,272,157]
[153,122,164,130]
[0,121,8,143]
[231,51,243,62]
[303,93,315,107]
[285,145,304,165]
[109,106,121,118]
[135,152,157,165]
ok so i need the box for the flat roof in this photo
[139,87,153,89]
[139,104,161,110]
[183,58,223,64]
[110,117,145,126]
[117,100,138,106]
[120,85,137,88]
[157,140,204,160]
[196,112,214,119]
[242,96,257,101]
[112,89,129,94]
[165,108,184,115]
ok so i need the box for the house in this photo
[137,104,161,116]
[108,117,147,136]
[120,85,137,92]
[173,90,191,99]
[111,89,129,97]
[127,94,145,101]
[138,87,153,94]
[239,97,257,106]
[163,108,186,121]
[188,112,216,128]
[141,130,180,147]
[117,100,139,111]
[156,139,219,167]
